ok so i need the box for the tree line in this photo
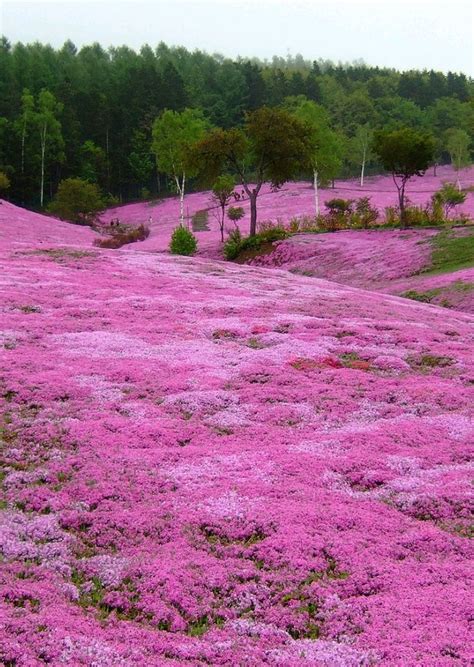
[0,36,472,208]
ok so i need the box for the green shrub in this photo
[317,213,343,232]
[94,224,150,249]
[0,171,11,194]
[402,289,439,303]
[223,222,288,260]
[227,206,245,222]
[432,182,466,219]
[384,206,399,226]
[223,227,243,260]
[170,225,197,255]
[325,198,354,215]
[257,221,288,243]
[403,205,431,226]
[48,178,105,225]
[351,197,379,228]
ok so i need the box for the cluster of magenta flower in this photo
[0,199,473,665]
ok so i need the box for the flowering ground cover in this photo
[1,201,474,665]
[100,164,474,259]
[251,227,474,313]
[99,166,474,313]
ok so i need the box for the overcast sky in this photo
[1,0,473,74]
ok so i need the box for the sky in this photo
[1,0,473,74]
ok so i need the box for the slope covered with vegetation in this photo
[0,199,473,665]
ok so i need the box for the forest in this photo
[0,36,472,207]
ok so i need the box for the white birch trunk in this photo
[360,146,366,187]
[21,123,26,175]
[40,124,46,208]
[313,169,319,217]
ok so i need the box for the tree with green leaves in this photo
[432,182,466,219]
[169,225,197,255]
[211,175,235,242]
[192,107,312,236]
[128,129,155,196]
[15,89,34,178]
[349,124,374,187]
[36,90,64,207]
[79,140,107,186]
[444,128,471,189]
[152,108,208,224]
[0,171,10,195]
[48,177,104,225]
[373,127,435,226]
[285,98,343,216]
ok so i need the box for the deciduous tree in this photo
[36,90,64,207]
[48,177,104,225]
[373,127,434,226]
[152,108,208,224]
[192,107,312,236]
[445,127,471,189]
[211,175,235,242]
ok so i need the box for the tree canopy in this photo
[0,37,471,208]
[192,107,313,235]
[373,127,435,225]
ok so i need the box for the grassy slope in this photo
[425,228,474,275]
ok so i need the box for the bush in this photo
[317,214,343,232]
[170,225,197,255]
[384,206,399,226]
[325,198,354,215]
[351,197,379,228]
[223,227,243,260]
[432,183,466,219]
[0,171,11,194]
[223,222,288,260]
[49,178,105,225]
[403,205,431,226]
[257,221,289,243]
[94,224,150,249]
[227,206,245,222]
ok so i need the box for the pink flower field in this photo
[100,164,474,259]
[1,196,474,665]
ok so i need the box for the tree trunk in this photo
[180,173,185,225]
[21,124,26,175]
[313,170,319,217]
[105,127,110,192]
[249,190,258,237]
[398,183,406,228]
[360,145,367,187]
[433,163,437,176]
[175,173,185,225]
[40,124,46,208]
[220,204,225,242]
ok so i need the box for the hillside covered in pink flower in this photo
[100,164,474,312]
[100,164,474,258]
[1,196,473,665]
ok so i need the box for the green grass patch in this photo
[407,353,454,371]
[191,209,209,232]
[401,289,441,303]
[424,229,474,275]
[452,280,474,292]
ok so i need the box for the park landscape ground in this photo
[0,167,473,665]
